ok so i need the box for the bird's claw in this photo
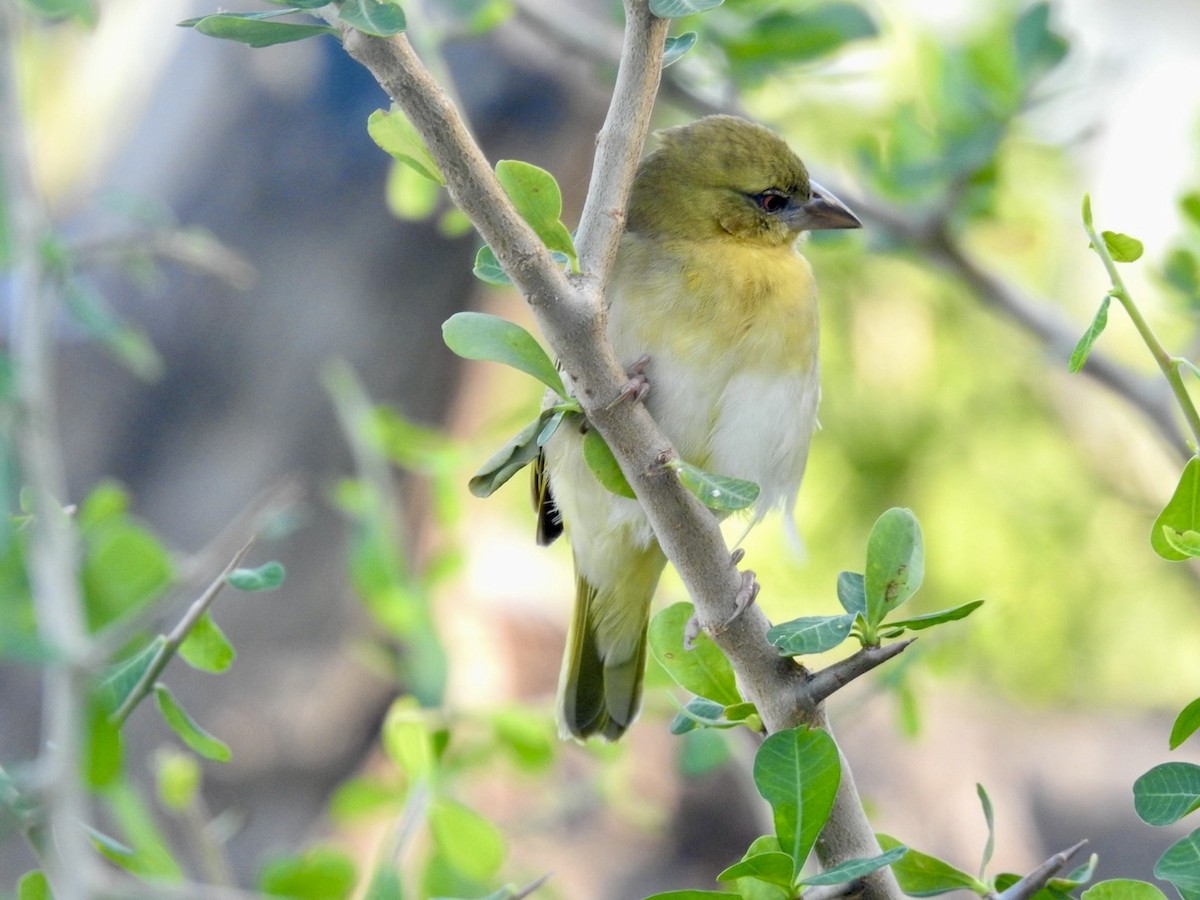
[725,569,760,626]
[683,613,702,651]
[607,355,651,409]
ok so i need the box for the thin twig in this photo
[110,540,254,726]
[994,839,1087,900]
[804,641,913,707]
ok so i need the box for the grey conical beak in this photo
[787,180,862,231]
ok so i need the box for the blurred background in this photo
[3,0,1200,896]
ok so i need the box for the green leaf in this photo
[877,834,988,897]
[429,799,505,881]
[1081,194,1094,229]
[1164,249,1200,301]
[977,783,995,878]
[97,781,184,879]
[489,706,555,771]
[472,244,511,285]
[642,893,733,899]
[20,0,96,24]
[155,749,201,811]
[863,508,924,629]
[717,850,794,887]
[799,846,909,886]
[259,848,357,899]
[367,107,443,183]
[1156,830,1200,896]
[1102,231,1144,263]
[1182,192,1200,228]
[82,513,174,631]
[649,0,722,16]
[178,611,235,673]
[582,428,637,498]
[363,867,403,900]
[86,823,135,858]
[1151,457,1200,561]
[766,614,856,656]
[467,411,553,498]
[329,777,405,823]
[64,280,163,381]
[884,600,984,633]
[1069,294,1111,373]
[96,636,166,715]
[17,871,50,900]
[753,726,840,870]
[663,32,697,65]
[1013,2,1068,80]
[84,696,122,788]
[1081,881,1169,900]
[1054,854,1099,891]
[1133,762,1200,825]
[648,601,741,706]
[1161,527,1200,558]
[337,0,405,36]
[837,571,866,615]
[381,699,437,779]
[188,16,338,47]
[666,458,760,511]
[227,560,285,592]
[154,684,232,762]
[494,160,578,269]
[720,4,877,80]
[1170,697,1200,750]
[442,311,567,398]
[669,696,733,733]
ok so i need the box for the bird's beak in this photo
[787,180,862,231]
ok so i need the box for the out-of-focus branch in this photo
[0,5,96,897]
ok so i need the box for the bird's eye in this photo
[754,190,789,214]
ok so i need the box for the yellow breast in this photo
[609,234,819,376]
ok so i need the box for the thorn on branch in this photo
[995,839,1088,900]
[804,640,914,705]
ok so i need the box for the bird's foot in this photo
[725,569,760,626]
[606,355,651,409]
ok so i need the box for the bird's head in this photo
[627,115,861,247]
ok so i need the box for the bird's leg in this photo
[606,355,651,409]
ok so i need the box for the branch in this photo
[331,8,901,899]
[994,840,1088,900]
[804,640,914,707]
[1,5,96,895]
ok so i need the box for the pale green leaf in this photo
[467,410,555,498]
[1152,458,1200,560]
[717,850,794,887]
[227,560,285,591]
[1133,762,1200,825]
[1081,881,1169,900]
[429,799,505,881]
[494,160,578,269]
[259,848,357,899]
[1156,830,1200,896]
[767,614,855,656]
[1161,527,1200,558]
[863,508,924,628]
[188,16,337,47]
[663,32,697,65]
[179,610,235,673]
[1170,697,1200,750]
[368,107,443,183]
[884,600,984,633]
[155,749,201,811]
[667,458,759,511]
[96,636,166,715]
[800,846,909,886]
[753,726,840,870]
[650,0,723,16]
[649,601,741,706]
[442,311,567,398]
[17,871,51,900]
[1069,294,1110,373]
[877,834,989,897]
[154,684,231,762]
[582,428,636,498]
[977,783,995,878]
[837,571,866,615]
[337,0,405,36]
[1102,231,1144,263]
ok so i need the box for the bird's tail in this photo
[557,544,667,741]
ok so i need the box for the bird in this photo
[533,115,861,741]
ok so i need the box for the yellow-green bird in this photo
[534,115,861,741]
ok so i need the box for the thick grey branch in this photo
[995,840,1088,900]
[804,640,913,707]
[332,9,901,900]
